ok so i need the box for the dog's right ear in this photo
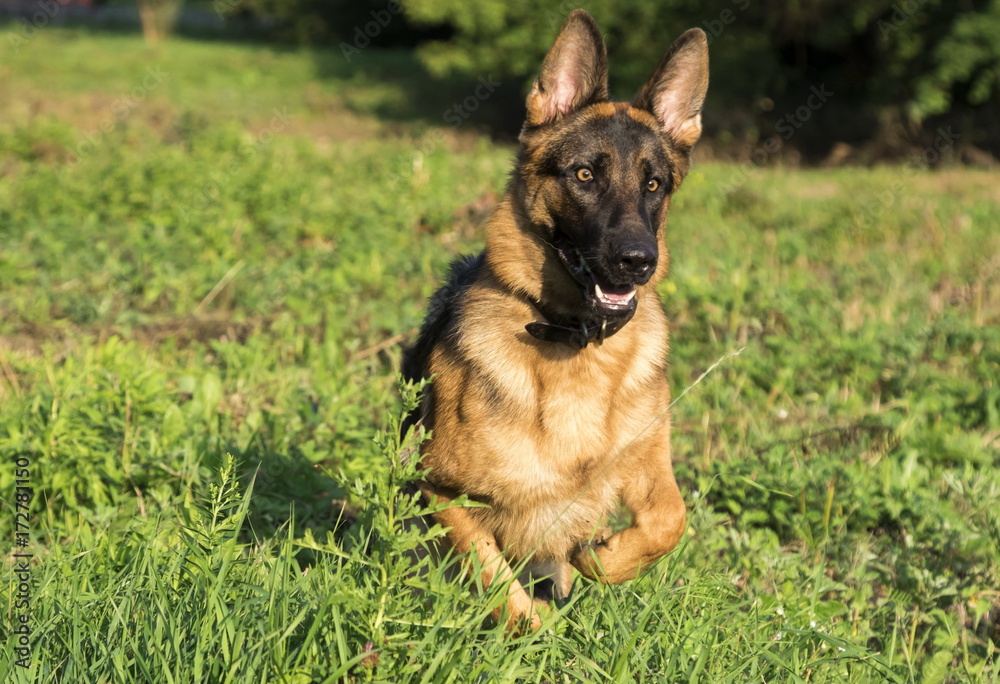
[524,10,609,128]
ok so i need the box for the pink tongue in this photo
[604,291,632,303]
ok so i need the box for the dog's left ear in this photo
[633,29,709,150]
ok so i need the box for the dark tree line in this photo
[221,0,1000,162]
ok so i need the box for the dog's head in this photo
[503,10,708,322]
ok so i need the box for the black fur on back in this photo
[401,253,484,436]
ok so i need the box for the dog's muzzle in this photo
[526,245,638,348]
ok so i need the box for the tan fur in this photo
[409,11,708,633]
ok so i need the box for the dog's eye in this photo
[646,178,660,192]
[575,168,594,182]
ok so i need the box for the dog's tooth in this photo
[625,289,636,302]
[595,283,605,301]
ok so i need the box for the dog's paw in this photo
[493,605,542,636]
[489,591,543,636]
[531,595,560,619]
[507,608,543,635]
[570,536,612,581]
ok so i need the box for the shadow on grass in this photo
[224,441,355,547]
[0,14,527,140]
[309,46,527,140]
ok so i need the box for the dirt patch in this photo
[0,86,176,135]
[250,84,384,146]
[0,312,271,360]
[913,169,1000,203]
[788,180,841,200]
[0,84,490,155]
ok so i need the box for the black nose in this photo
[616,244,657,282]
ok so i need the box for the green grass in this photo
[2,28,999,683]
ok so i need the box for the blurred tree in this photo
[237,0,435,47]
[906,0,1000,120]
[137,0,183,43]
[210,0,999,159]
[401,0,1000,160]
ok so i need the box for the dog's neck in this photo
[482,196,547,300]
[482,197,644,350]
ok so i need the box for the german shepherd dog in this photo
[403,10,708,631]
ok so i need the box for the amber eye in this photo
[576,168,594,182]
[646,178,660,192]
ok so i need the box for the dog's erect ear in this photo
[633,29,709,150]
[524,10,609,128]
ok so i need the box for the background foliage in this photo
[5,1,999,156]
[239,0,1000,159]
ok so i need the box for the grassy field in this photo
[1,28,999,683]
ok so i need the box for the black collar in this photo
[524,298,636,350]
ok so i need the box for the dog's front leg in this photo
[421,483,541,633]
[569,448,686,584]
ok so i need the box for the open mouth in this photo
[554,239,637,313]
[594,282,636,308]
